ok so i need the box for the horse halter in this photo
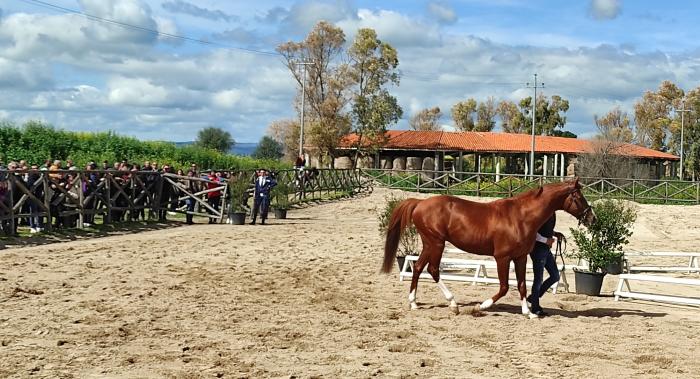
[566,188,592,224]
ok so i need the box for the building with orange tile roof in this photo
[332,130,678,179]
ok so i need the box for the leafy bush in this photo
[271,179,292,210]
[0,120,288,171]
[377,194,420,257]
[569,199,637,273]
[227,173,252,212]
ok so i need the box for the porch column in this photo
[543,155,548,177]
[560,154,565,179]
[496,158,501,182]
[524,154,529,176]
[477,154,482,173]
[554,153,559,176]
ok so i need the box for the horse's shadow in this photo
[421,302,668,319]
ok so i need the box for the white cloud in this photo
[283,0,357,33]
[212,89,242,109]
[589,0,621,20]
[108,77,169,106]
[338,9,441,47]
[427,1,458,24]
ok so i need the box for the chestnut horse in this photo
[381,179,595,317]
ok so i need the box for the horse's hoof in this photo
[449,306,460,315]
[409,303,419,311]
[470,305,484,317]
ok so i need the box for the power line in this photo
[18,0,281,57]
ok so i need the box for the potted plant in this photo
[271,180,291,219]
[377,194,420,271]
[227,173,251,225]
[569,198,637,295]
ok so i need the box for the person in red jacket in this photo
[206,171,222,224]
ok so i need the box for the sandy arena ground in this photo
[1,187,700,378]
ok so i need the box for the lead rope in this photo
[555,235,567,269]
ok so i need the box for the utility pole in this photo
[526,74,544,178]
[294,61,314,158]
[677,99,690,181]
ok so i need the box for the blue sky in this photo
[1,0,698,142]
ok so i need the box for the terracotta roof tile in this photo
[339,130,678,161]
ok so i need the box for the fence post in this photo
[8,175,16,235]
[476,173,481,197]
[77,174,84,229]
[104,174,112,225]
[43,174,52,232]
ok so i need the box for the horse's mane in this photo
[502,181,571,203]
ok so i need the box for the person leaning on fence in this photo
[250,169,276,225]
[527,213,564,318]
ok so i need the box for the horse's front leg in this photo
[513,254,531,316]
[476,256,510,312]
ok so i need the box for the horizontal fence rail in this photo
[0,168,369,238]
[360,168,700,204]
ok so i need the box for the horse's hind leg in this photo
[424,242,459,314]
[408,253,428,310]
[513,255,531,316]
[478,256,511,311]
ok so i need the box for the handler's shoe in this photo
[530,309,548,318]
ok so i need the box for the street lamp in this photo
[526,74,544,178]
[677,100,690,181]
[294,61,314,158]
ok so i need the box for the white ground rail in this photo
[614,273,700,306]
[624,251,700,274]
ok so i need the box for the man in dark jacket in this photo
[250,169,276,225]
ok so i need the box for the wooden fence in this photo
[361,168,700,204]
[0,168,368,236]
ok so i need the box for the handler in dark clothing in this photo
[528,213,563,317]
[250,169,276,225]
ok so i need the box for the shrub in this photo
[377,194,420,257]
[569,199,637,273]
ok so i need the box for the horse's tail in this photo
[381,198,421,273]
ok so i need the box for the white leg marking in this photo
[479,298,493,310]
[436,280,454,301]
[408,289,418,310]
[437,280,459,312]
[521,298,530,315]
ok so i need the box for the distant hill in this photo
[175,142,258,156]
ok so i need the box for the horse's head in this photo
[562,178,596,227]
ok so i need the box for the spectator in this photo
[206,170,222,224]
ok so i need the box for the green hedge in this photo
[0,120,288,171]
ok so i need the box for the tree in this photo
[551,130,577,138]
[451,99,477,131]
[670,86,700,179]
[497,100,527,133]
[594,107,634,143]
[409,107,442,131]
[634,80,684,150]
[267,119,300,163]
[519,94,570,135]
[475,97,497,132]
[347,28,403,166]
[278,21,352,167]
[252,136,284,160]
[195,127,234,153]
[577,108,645,180]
